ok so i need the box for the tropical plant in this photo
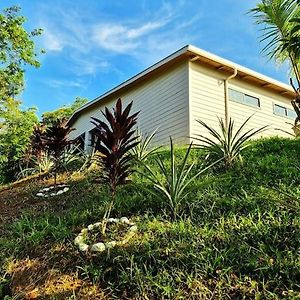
[193,117,268,168]
[131,128,161,162]
[250,0,300,125]
[42,118,75,186]
[91,98,139,234]
[142,138,218,220]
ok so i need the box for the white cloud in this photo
[46,79,86,89]
[42,29,64,52]
[91,20,167,53]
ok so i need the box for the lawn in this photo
[0,137,300,299]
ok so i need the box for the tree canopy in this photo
[0,6,43,105]
[42,97,88,126]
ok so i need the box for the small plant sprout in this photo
[142,138,219,220]
[91,98,139,234]
[194,116,268,168]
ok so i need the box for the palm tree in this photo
[250,0,300,126]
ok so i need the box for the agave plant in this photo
[42,118,75,186]
[91,98,139,233]
[193,117,268,168]
[142,138,218,220]
[130,128,161,162]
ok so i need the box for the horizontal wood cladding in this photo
[70,62,189,145]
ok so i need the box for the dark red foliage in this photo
[30,123,47,160]
[42,118,75,159]
[91,98,139,194]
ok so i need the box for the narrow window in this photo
[229,88,260,108]
[273,104,297,119]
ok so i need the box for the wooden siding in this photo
[189,61,226,141]
[189,61,294,141]
[69,62,189,146]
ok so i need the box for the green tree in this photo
[42,97,88,126]
[250,0,300,127]
[0,103,38,182]
[0,6,43,105]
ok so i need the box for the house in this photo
[68,45,296,151]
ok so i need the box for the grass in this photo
[0,137,300,299]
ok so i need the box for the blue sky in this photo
[1,0,290,116]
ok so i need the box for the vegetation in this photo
[194,116,267,168]
[91,98,139,233]
[250,0,300,124]
[0,137,299,299]
[42,97,88,126]
[131,128,161,162]
[42,118,75,186]
[142,138,217,220]
[0,6,43,105]
[0,104,38,183]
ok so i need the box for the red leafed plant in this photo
[91,98,139,233]
[42,118,75,186]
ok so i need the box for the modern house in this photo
[68,45,296,151]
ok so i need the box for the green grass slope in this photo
[0,137,300,299]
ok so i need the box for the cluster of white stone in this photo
[36,185,70,198]
[74,217,138,253]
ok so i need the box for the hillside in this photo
[0,137,300,299]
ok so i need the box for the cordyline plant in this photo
[30,123,47,160]
[91,98,139,234]
[42,118,75,186]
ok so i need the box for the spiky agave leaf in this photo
[130,128,161,161]
[194,117,268,168]
[141,138,219,219]
[91,98,139,193]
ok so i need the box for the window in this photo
[229,88,260,108]
[273,104,296,119]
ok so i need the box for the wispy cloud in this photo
[46,79,86,89]
[37,0,199,68]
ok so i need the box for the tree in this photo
[250,0,300,127]
[0,6,43,106]
[0,103,38,182]
[42,97,88,126]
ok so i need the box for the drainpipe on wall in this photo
[224,67,238,128]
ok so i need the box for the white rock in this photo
[63,187,69,192]
[88,224,94,231]
[106,241,117,249]
[56,190,64,195]
[120,217,130,224]
[129,225,138,232]
[43,188,50,192]
[50,193,56,197]
[107,218,119,223]
[94,222,101,228]
[74,235,85,245]
[79,243,89,251]
[36,193,44,197]
[91,243,106,252]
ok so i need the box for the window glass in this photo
[244,94,260,107]
[287,108,297,119]
[229,88,260,107]
[229,89,244,103]
[274,104,287,117]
